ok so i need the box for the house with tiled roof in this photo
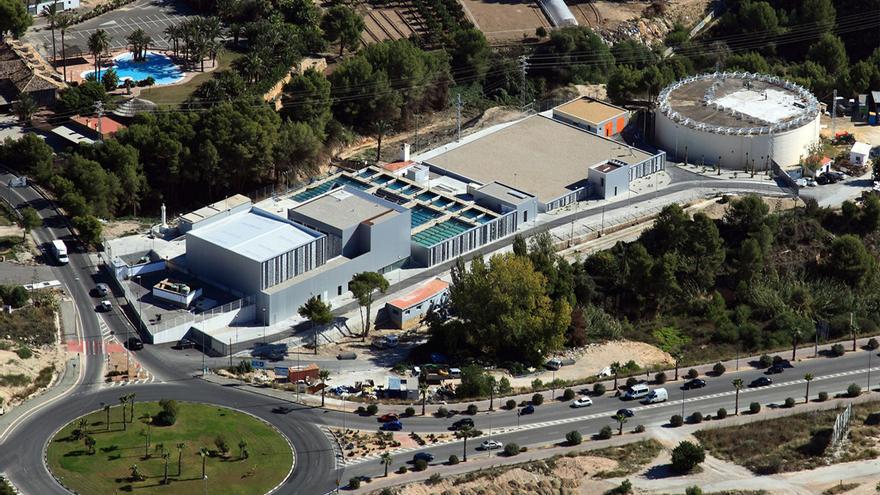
[0,41,65,108]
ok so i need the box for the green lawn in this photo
[138,49,243,107]
[47,402,293,495]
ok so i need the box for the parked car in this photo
[94,283,110,297]
[377,413,399,423]
[624,383,650,400]
[97,300,112,312]
[546,358,563,370]
[682,378,707,390]
[175,338,196,350]
[570,397,593,408]
[816,174,830,185]
[272,406,293,414]
[380,421,403,431]
[616,408,635,418]
[125,337,144,351]
[450,418,474,430]
[479,439,503,450]
[519,404,535,415]
[336,352,357,360]
[643,388,668,404]
[750,377,773,387]
[767,364,785,374]
[412,452,434,463]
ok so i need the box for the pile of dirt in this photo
[387,455,617,495]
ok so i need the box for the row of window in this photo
[427,213,517,265]
[260,237,326,290]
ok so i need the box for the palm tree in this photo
[380,452,392,477]
[488,376,497,411]
[164,25,180,59]
[614,413,628,436]
[41,3,60,68]
[57,13,73,83]
[159,446,170,484]
[732,378,744,415]
[318,369,331,407]
[419,382,428,416]
[118,395,128,429]
[126,29,148,61]
[129,464,144,482]
[199,447,209,479]
[87,29,111,80]
[238,439,247,460]
[176,442,186,476]
[84,435,96,455]
[791,328,802,362]
[128,393,136,423]
[239,52,263,84]
[610,361,621,392]
[74,418,88,439]
[13,93,37,124]
[140,412,153,457]
[804,373,814,403]
[673,352,682,381]
[104,404,111,430]
[459,425,476,462]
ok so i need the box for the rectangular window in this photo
[337,285,342,296]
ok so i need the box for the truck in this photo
[51,239,68,264]
[644,388,668,404]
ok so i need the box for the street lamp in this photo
[868,350,873,393]
[262,308,267,344]
[681,387,686,419]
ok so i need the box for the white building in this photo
[851,142,872,167]
[29,0,79,15]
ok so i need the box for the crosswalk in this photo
[96,316,158,388]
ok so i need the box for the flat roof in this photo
[425,115,654,203]
[51,125,94,145]
[181,194,251,224]
[187,211,319,262]
[476,181,535,205]
[554,98,627,124]
[593,162,622,173]
[291,189,397,231]
[852,142,872,154]
[387,278,449,310]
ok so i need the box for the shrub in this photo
[671,441,705,473]
[713,363,726,376]
[536,26,547,37]
[503,443,520,456]
[593,383,606,396]
[466,404,478,415]
[531,378,543,390]
[214,435,230,456]
[716,408,727,419]
[772,355,784,365]
[685,486,703,495]
[562,388,575,401]
[436,407,448,418]
[396,465,408,474]
[597,425,613,439]
[670,414,684,427]
[758,354,773,368]
[448,454,459,465]
[413,458,428,471]
[427,473,442,485]
[749,402,761,414]
[625,377,638,388]
[566,430,583,445]
[634,424,645,433]
[605,479,633,495]
[531,393,544,406]
[506,399,517,410]
[686,369,699,379]
[831,344,846,357]
[868,338,879,350]
[654,372,667,384]
[784,397,796,408]
[404,407,415,417]
[153,399,178,426]
[818,391,829,402]
[14,347,32,360]
[348,477,361,489]
[690,412,703,424]
[366,404,378,415]
[848,383,861,397]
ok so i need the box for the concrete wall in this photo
[179,200,252,233]
[471,190,538,226]
[655,111,820,168]
[185,234,262,294]
[588,166,629,199]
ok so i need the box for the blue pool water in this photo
[83,52,184,86]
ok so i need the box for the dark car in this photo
[377,413,399,423]
[380,421,403,431]
[816,174,830,185]
[412,452,434,463]
[175,338,196,350]
[451,418,474,430]
[682,378,707,390]
[272,406,293,414]
[520,405,535,415]
[616,408,635,418]
[750,377,773,387]
[125,337,144,351]
[767,365,785,374]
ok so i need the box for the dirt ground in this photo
[820,115,880,145]
[697,195,801,220]
[359,7,415,45]
[101,219,152,240]
[460,0,550,42]
[571,0,712,44]
[334,427,452,461]
[0,344,64,409]
[386,454,618,495]
[496,340,673,388]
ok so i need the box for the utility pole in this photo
[455,93,462,142]
[414,113,420,153]
[831,89,837,138]
[94,101,104,142]
[518,54,528,111]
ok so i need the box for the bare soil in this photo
[101,219,152,240]
[820,115,880,145]
[570,0,712,44]
[460,0,550,42]
[698,196,801,221]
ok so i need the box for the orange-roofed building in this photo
[385,278,450,328]
[70,115,126,140]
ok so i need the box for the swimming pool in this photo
[82,52,184,86]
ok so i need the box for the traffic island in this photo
[46,401,293,495]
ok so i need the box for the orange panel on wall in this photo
[605,122,613,136]
[616,117,626,133]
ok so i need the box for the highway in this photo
[0,168,873,495]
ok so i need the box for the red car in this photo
[377,413,399,423]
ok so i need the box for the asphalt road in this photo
[0,169,846,495]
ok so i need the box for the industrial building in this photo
[552,97,629,137]
[655,72,821,169]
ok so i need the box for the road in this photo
[0,169,864,495]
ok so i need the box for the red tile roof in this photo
[71,115,126,136]
[387,278,449,310]
[382,160,414,172]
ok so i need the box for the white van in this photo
[624,383,650,400]
[644,387,668,404]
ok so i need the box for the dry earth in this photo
[101,219,152,240]
[0,345,64,408]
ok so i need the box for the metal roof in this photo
[291,188,398,231]
[187,211,319,262]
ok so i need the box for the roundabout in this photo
[47,401,293,495]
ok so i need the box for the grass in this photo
[0,374,30,387]
[589,439,664,478]
[822,483,860,495]
[46,402,292,495]
[695,401,880,474]
[138,48,244,107]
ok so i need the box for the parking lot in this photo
[25,0,195,59]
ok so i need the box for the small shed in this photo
[851,142,872,167]
[385,376,419,400]
[288,363,320,383]
[588,160,630,199]
[385,278,450,329]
